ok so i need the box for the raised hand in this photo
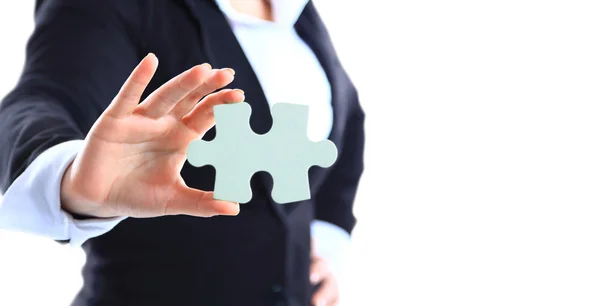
[60,53,243,219]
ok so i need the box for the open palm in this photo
[61,54,242,219]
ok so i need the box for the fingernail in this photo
[230,202,240,215]
[310,273,319,283]
[201,63,212,70]
[233,89,245,95]
[221,68,235,76]
[146,53,158,63]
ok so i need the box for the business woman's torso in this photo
[22,1,363,305]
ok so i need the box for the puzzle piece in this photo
[186,102,337,204]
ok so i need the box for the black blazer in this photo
[0,1,365,305]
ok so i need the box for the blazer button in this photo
[272,284,286,306]
[272,284,283,293]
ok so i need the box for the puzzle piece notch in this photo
[186,102,338,204]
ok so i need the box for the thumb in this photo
[164,182,240,217]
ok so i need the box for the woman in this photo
[0,0,364,305]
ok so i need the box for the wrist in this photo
[59,162,120,219]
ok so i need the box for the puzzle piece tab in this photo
[186,102,337,204]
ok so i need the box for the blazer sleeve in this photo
[0,0,142,194]
[313,97,366,235]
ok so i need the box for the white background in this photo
[1,1,600,305]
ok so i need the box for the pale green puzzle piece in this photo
[186,102,338,204]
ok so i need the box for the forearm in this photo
[0,94,84,192]
[310,103,365,286]
[0,91,127,244]
[0,138,125,246]
[0,0,142,187]
[0,0,145,244]
[314,106,365,235]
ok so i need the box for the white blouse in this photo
[215,0,333,142]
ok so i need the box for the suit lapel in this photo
[182,0,273,134]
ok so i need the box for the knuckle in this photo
[129,77,146,88]
[189,91,205,103]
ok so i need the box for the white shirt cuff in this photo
[0,140,126,247]
[310,219,352,280]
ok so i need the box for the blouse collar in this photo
[214,0,309,27]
